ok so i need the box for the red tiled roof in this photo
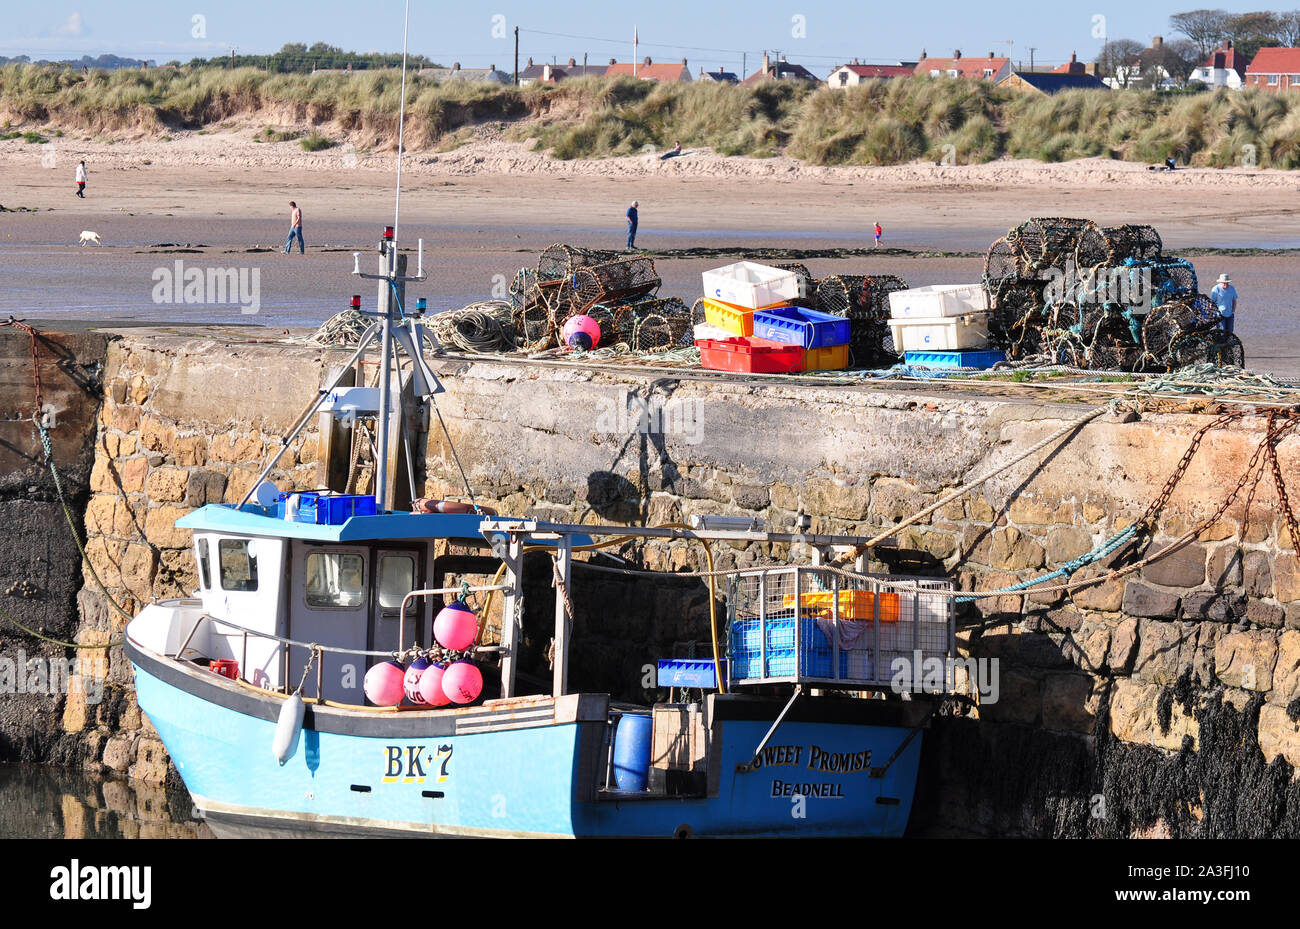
[916,56,1009,78]
[838,64,914,78]
[1246,47,1300,74]
[1052,60,1087,75]
[605,62,691,82]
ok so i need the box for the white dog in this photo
[79,231,102,246]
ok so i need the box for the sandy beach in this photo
[2,121,1299,374]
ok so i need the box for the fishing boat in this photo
[121,8,958,837]
[119,223,965,838]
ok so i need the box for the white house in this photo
[1188,40,1249,89]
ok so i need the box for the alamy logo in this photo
[151,260,261,315]
[0,650,103,705]
[50,860,151,909]
[594,390,703,445]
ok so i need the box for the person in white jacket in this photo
[75,161,87,198]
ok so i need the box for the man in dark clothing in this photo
[626,200,638,249]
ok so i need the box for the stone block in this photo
[1214,630,1278,692]
[1122,583,1180,619]
[1274,555,1300,603]
[1045,527,1092,565]
[1041,672,1097,733]
[1207,546,1242,590]
[1082,500,1106,524]
[102,735,135,773]
[184,469,227,508]
[173,434,208,467]
[979,669,1040,726]
[1070,567,1124,613]
[990,527,1045,571]
[1246,600,1284,629]
[120,543,158,600]
[1267,630,1300,707]
[210,432,263,463]
[139,416,175,453]
[1134,619,1195,685]
[129,738,171,787]
[867,477,923,524]
[1257,704,1300,768]
[120,456,148,493]
[145,467,189,503]
[1242,550,1272,599]
[1181,591,1246,624]
[143,506,193,550]
[1109,616,1139,673]
[1141,543,1206,589]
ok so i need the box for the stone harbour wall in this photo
[9,327,1299,835]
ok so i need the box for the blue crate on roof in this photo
[276,492,376,525]
[657,658,727,688]
[751,307,851,349]
[903,349,1006,369]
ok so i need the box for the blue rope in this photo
[954,522,1139,603]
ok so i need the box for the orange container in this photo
[783,590,900,623]
[209,659,240,680]
[703,297,789,337]
[794,343,850,372]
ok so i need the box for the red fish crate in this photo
[696,336,805,374]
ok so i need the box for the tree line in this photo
[165,42,441,73]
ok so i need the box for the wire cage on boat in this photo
[726,567,955,690]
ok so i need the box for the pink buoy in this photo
[417,663,451,707]
[364,660,406,707]
[442,661,483,705]
[434,601,478,651]
[403,657,430,705]
[562,314,600,351]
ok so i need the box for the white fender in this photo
[273,692,305,766]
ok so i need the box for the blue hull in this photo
[130,649,924,838]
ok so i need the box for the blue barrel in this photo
[612,713,653,792]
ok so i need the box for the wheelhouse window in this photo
[378,554,416,610]
[218,539,259,592]
[305,552,366,608]
[196,538,211,590]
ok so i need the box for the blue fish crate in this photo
[729,618,846,681]
[657,658,728,688]
[903,349,1006,369]
[751,307,851,349]
[276,492,376,524]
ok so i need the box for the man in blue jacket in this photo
[626,200,639,250]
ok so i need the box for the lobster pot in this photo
[1010,217,1092,270]
[1075,223,1162,268]
[1141,294,1224,368]
[570,257,661,316]
[983,236,1024,291]
[509,267,539,313]
[1149,258,1199,301]
[630,297,694,352]
[987,280,1044,352]
[537,244,622,283]
[775,263,817,304]
[726,566,955,689]
[1165,331,1245,370]
[513,302,555,351]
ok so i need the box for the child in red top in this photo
[873,222,882,247]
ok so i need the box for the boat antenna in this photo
[393,0,411,245]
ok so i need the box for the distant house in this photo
[698,67,739,84]
[915,50,1011,82]
[743,53,820,84]
[1051,52,1097,76]
[826,60,914,87]
[418,62,510,84]
[605,57,693,83]
[517,57,606,85]
[1190,40,1249,89]
[1106,36,1179,89]
[1243,47,1300,91]
[1000,71,1108,94]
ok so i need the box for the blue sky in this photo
[0,1,1281,77]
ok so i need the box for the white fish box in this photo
[701,261,799,309]
[693,322,734,343]
[889,314,991,352]
[888,284,990,319]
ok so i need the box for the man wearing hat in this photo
[1209,273,1237,335]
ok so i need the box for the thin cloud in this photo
[54,13,86,37]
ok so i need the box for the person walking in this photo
[873,221,882,247]
[75,160,87,198]
[284,201,304,254]
[1209,273,1237,334]
[626,200,639,250]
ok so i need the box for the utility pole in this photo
[742,51,746,79]
[513,26,519,86]
[1028,47,1037,71]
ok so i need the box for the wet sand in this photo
[2,138,1298,375]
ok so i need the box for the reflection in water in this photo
[0,765,211,839]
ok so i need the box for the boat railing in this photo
[171,581,514,696]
